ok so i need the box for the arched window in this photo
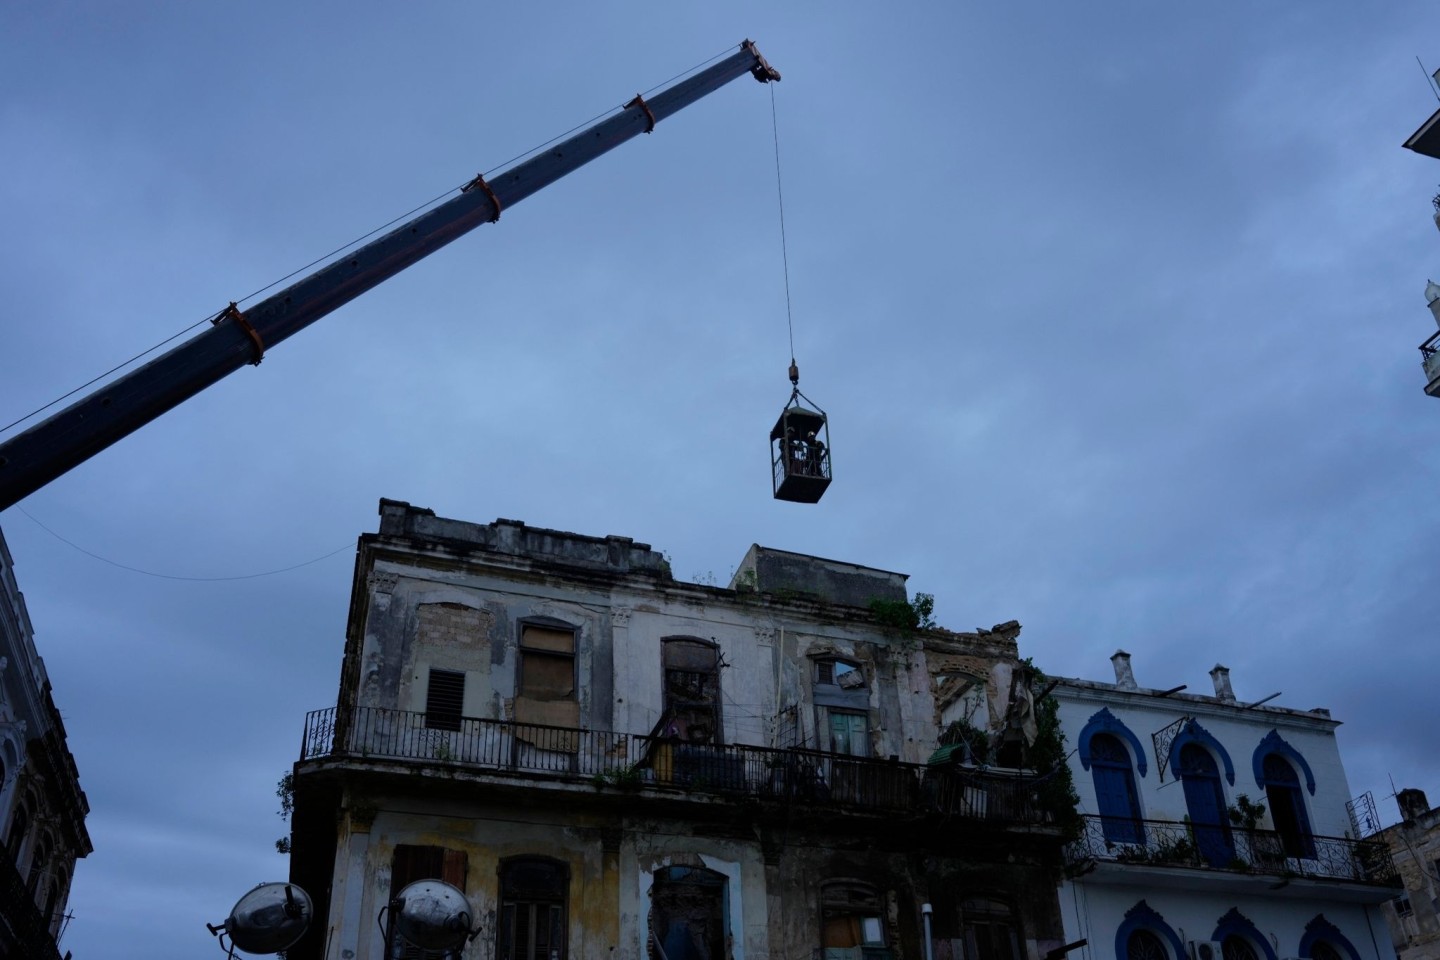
[650,865,727,960]
[1127,930,1169,960]
[1299,914,1361,960]
[1090,733,1144,844]
[26,831,53,892]
[1113,901,1184,960]
[1212,909,1277,960]
[1261,754,1315,858]
[1178,743,1233,867]
[498,857,568,960]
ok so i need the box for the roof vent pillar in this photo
[1398,788,1431,822]
[1110,650,1137,690]
[1210,664,1235,702]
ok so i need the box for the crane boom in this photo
[0,41,780,511]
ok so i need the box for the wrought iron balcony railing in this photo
[1065,814,1400,886]
[300,706,1049,824]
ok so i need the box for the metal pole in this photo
[922,902,934,960]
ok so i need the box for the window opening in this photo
[650,865,727,960]
[816,659,864,689]
[829,711,870,758]
[6,802,29,863]
[1126,930,1169,960]
[498,858,568,960]
[1262,754,1315,858]
[662,640,721,744]
[1308,943,1342,960]
[822,880,889,960]
[424,668,466,731]
[1222,937,1259,960]
[1178,743,1233,867]
[961,897,1020,960]
[1090,733,1144,845]
[1393,896,1413,919]
[520,624,576,701]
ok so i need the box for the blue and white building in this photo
[1055,651,1400,960]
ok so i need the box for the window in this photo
[816,659,865,689]
[1308,944,1342,960]
[424,668,466,731]
[821,880,889,960]
[1178,743,1233,867]
[26,832,52,892]
[1221,936,1259,960]
[388,845,469,960]
[498,857,568,960]
[5,801,29,864]
[961,897,1020,960]
[662,639,721,744]
[829,711,870,757]
[1393,896,1413,919]
[1126,930,1169,960]
[1090,733,1144,844]
[520,624,576,701]
[650,865,727,960]
[1261,754,1315,858]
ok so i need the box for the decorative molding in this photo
[367,571,398,595]
[1299,915,1361,960]
[1115,901,1186,960]
[611,608,631,628]
[1253,729,1317,796]
[754,627,776,647]
[1078,707,1148,777]
[1212,908,1277,960]
[1170,718,1236,786]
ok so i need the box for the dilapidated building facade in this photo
[1376,788,1440,960]
[1054,653,1400,960]
[0,526,91,960]
[286,499,1073,960]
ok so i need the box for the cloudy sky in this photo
[4,3,1440,956]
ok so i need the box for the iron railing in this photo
[300,706,1047,823]
[1065,814,1400,886]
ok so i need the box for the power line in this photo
[16,507,351,582]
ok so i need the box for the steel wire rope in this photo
[0,46,738,441]
[16,506,352,582]
[770,82,796,367]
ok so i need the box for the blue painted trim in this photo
[1299,915,1360,960]
[1253,729,1317,796]
[1170,719,1236,786]
[1079,708,1149,777]
[1115,901,1185,960]
[1212,909,1277,960]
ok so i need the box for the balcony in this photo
[1065,815,1400,888]
[1421,330,1440,397]
[299,706,1049,825]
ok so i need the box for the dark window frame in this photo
[424,668,466,731]
[661,637,723,745]
[517,617,579,703]
[498,856,569,960]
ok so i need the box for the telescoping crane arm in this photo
[0,41,780,512]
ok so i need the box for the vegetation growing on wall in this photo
[275,771,294,854]
[1023,662,1083,841]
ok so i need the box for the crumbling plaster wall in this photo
[358,559,617,732]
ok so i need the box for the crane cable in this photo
[0,45,740,441]
[769,82,798,386]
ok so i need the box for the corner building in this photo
[287,499,1072,960]
[1054,653,1400,960]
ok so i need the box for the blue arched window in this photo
[1212,909,1277,960]
[1079,709,1149,777]
[1298,916,1361,960]
[1114,901,1184,960]
[1252,731,1316,859]
[1178,743,1233,867]
[1091,733,1145,844]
